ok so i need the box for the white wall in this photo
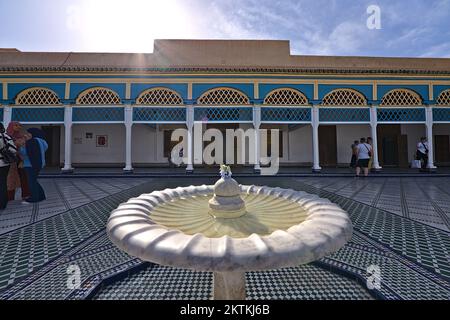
[132,124,167,164]
[336,125,371,164]
[401,124,426,162]
[70,124,126,164]
[287,125,312,164]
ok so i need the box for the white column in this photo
[253,105,261,172]
[123,105,133,172]
[425,106,437,170]
[186,106,194,173]
[3,106,12,129]
[370,105,382,170]
[62,105,73,173]
[311,105,321,172]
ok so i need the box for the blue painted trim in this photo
[192,83,254,100]
[70,83,126,100]
[131,83,188,100]
[8,83,65,102]
[259,84,314,101]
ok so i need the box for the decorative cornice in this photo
[1,66,450,75]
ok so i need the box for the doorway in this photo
[377,124,409,167]
[319,125,337,167]
[435,135,450,165]
[41,126,61,167]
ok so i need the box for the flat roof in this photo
[0,39,449,73]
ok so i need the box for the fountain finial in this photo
[220,164,232,178]
[209,165,246,218]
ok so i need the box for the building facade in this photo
[1,40,450,172]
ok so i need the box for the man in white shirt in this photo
[416,137,429,170]
[356,137,372,177]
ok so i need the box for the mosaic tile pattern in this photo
[0,178,149,234]
[0,179,154,290]
[0,176,448,300]
[298,177,450,231]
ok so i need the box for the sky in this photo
[0,0,449,57]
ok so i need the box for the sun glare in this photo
[77,0,193,52]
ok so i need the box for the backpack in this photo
[0,134,18,164]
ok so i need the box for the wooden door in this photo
[318,125,337,167]
[41,126,61,167]
[378,124,401,167]
[435,135,450,165]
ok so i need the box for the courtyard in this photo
[0,175,448,300]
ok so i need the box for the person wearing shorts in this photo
[356,137,372,177]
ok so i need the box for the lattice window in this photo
[319,108,370,122]
[380,89,422,106]
[76,87,121,105]
[377,108,425,122]
[136,87,183,105]
[436,89,450,106]
[133,107,186,122]
[433,108,450,122]
[194,107,253,122]
[72,107,124,122]
[197,88,250,105]
[263,88,308,105]
[261,107,311,122]
[15,87,61,105]
[321,89,367,106]
[12,108,64,122]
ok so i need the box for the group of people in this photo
[0,122,48,210]
[350,137,373,177]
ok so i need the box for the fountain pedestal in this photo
[213,271,246,300]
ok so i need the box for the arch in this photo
[136,87,183,105]
[76,87,122,105]
[263,88,309,105]
[15,87,61,105]
[380,88,422,106]
[436,89,450,106]
[321,88,367,106]
[197,87,250,105]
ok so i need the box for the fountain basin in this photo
[107,184,353,273]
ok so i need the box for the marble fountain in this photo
[107,166,353,300]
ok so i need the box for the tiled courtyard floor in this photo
[0,176,449,300]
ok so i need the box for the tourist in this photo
[367,137,374,170]
[350,140,359,168]
[356,137,372,177]
[20,128,48,203]
[416,137,429,170]
[6,122,31,200]
[0,123,18,210]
